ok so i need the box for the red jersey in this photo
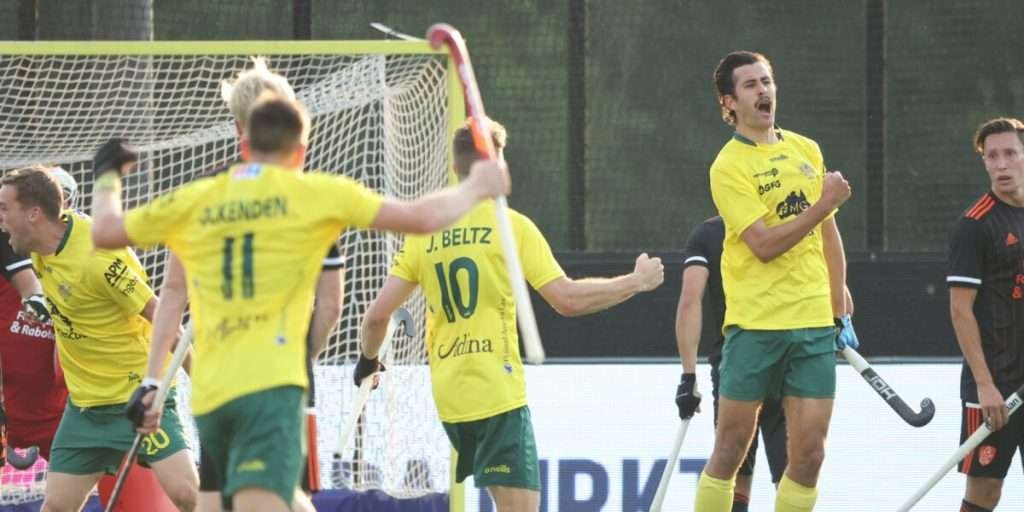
[0,232,66,454]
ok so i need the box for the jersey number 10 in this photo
[221,233,255,300]
[434,257,479,322]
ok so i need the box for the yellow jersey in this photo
[390,202,564,422]
[124,163,383,415]
[709,129,835,330]
[32,211,155,407]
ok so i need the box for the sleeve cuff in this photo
[946,275,981,288]
[5,259,32,273]
[682,255,709,269]
[321,254,346,270]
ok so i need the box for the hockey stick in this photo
[897,382,1024,511]
[339,308,414,454]
[649,419,691,512]
[105,325,193,512]
[369,22,423,41]
[841,346,935,427]
[427,22,546,365]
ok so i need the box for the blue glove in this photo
[834,314,859,350]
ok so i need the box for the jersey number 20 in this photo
[434,257,478,322]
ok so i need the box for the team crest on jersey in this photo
[979,446,997,466]
[58,282,72,300]
[232,164,263,180]
[799,162,817,179]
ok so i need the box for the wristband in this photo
[140,376,160,389]
[95,172,122,194]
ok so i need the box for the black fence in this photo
[4,0,1021,254]
[3,0,1012,358]
[547,252,953,359]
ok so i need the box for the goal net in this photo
[0,41,458,505]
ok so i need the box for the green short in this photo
[195,386,305,509]
[49,396,189,475]
[443,406,540,491]
[718,326,837,401]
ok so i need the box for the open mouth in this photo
[756,98,772,114]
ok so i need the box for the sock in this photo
[694,471,735,512]
[774,474,818,512]
[732,491,750,512]
[961,500,993,512]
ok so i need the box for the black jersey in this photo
[0,231,32,280]
[947,192,1024,402]
[682,216,726,366]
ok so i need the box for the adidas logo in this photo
[1007,233,1019,246]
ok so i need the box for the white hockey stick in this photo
[369,22,423,41]
[105,324,193,512]
[339,308,414,455]
[649,419,691,512]
[427,23,546,365]
[897,382,1024,511]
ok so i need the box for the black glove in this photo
[20,294,50,324]
[675,373,701,420]
[125,379,159,429]
[92,138,138,178]
[353,353,385,388]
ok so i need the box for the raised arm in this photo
[740,172,851,262]
[90,139,138,249]
[371,159,509,234]
[537,253,664,318]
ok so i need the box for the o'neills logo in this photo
[437,333,493,360]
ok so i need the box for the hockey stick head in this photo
[426,23,460,53]
[905,398,936,428]
[391,307,414,338]
[7,445,39,470]
[370,22,422,41]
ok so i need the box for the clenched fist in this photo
[634,253,664,292]
[467,159,511,199]
[821,171,852,208]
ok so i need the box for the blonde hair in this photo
[221,57,296,128]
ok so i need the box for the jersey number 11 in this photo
[221,233,255,300]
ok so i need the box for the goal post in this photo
[0,40,464,506]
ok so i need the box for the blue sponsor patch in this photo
[232,164,263,180]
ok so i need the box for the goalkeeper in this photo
[90,94,509,512]
[357,117,665,512]
[0,167,198,511]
